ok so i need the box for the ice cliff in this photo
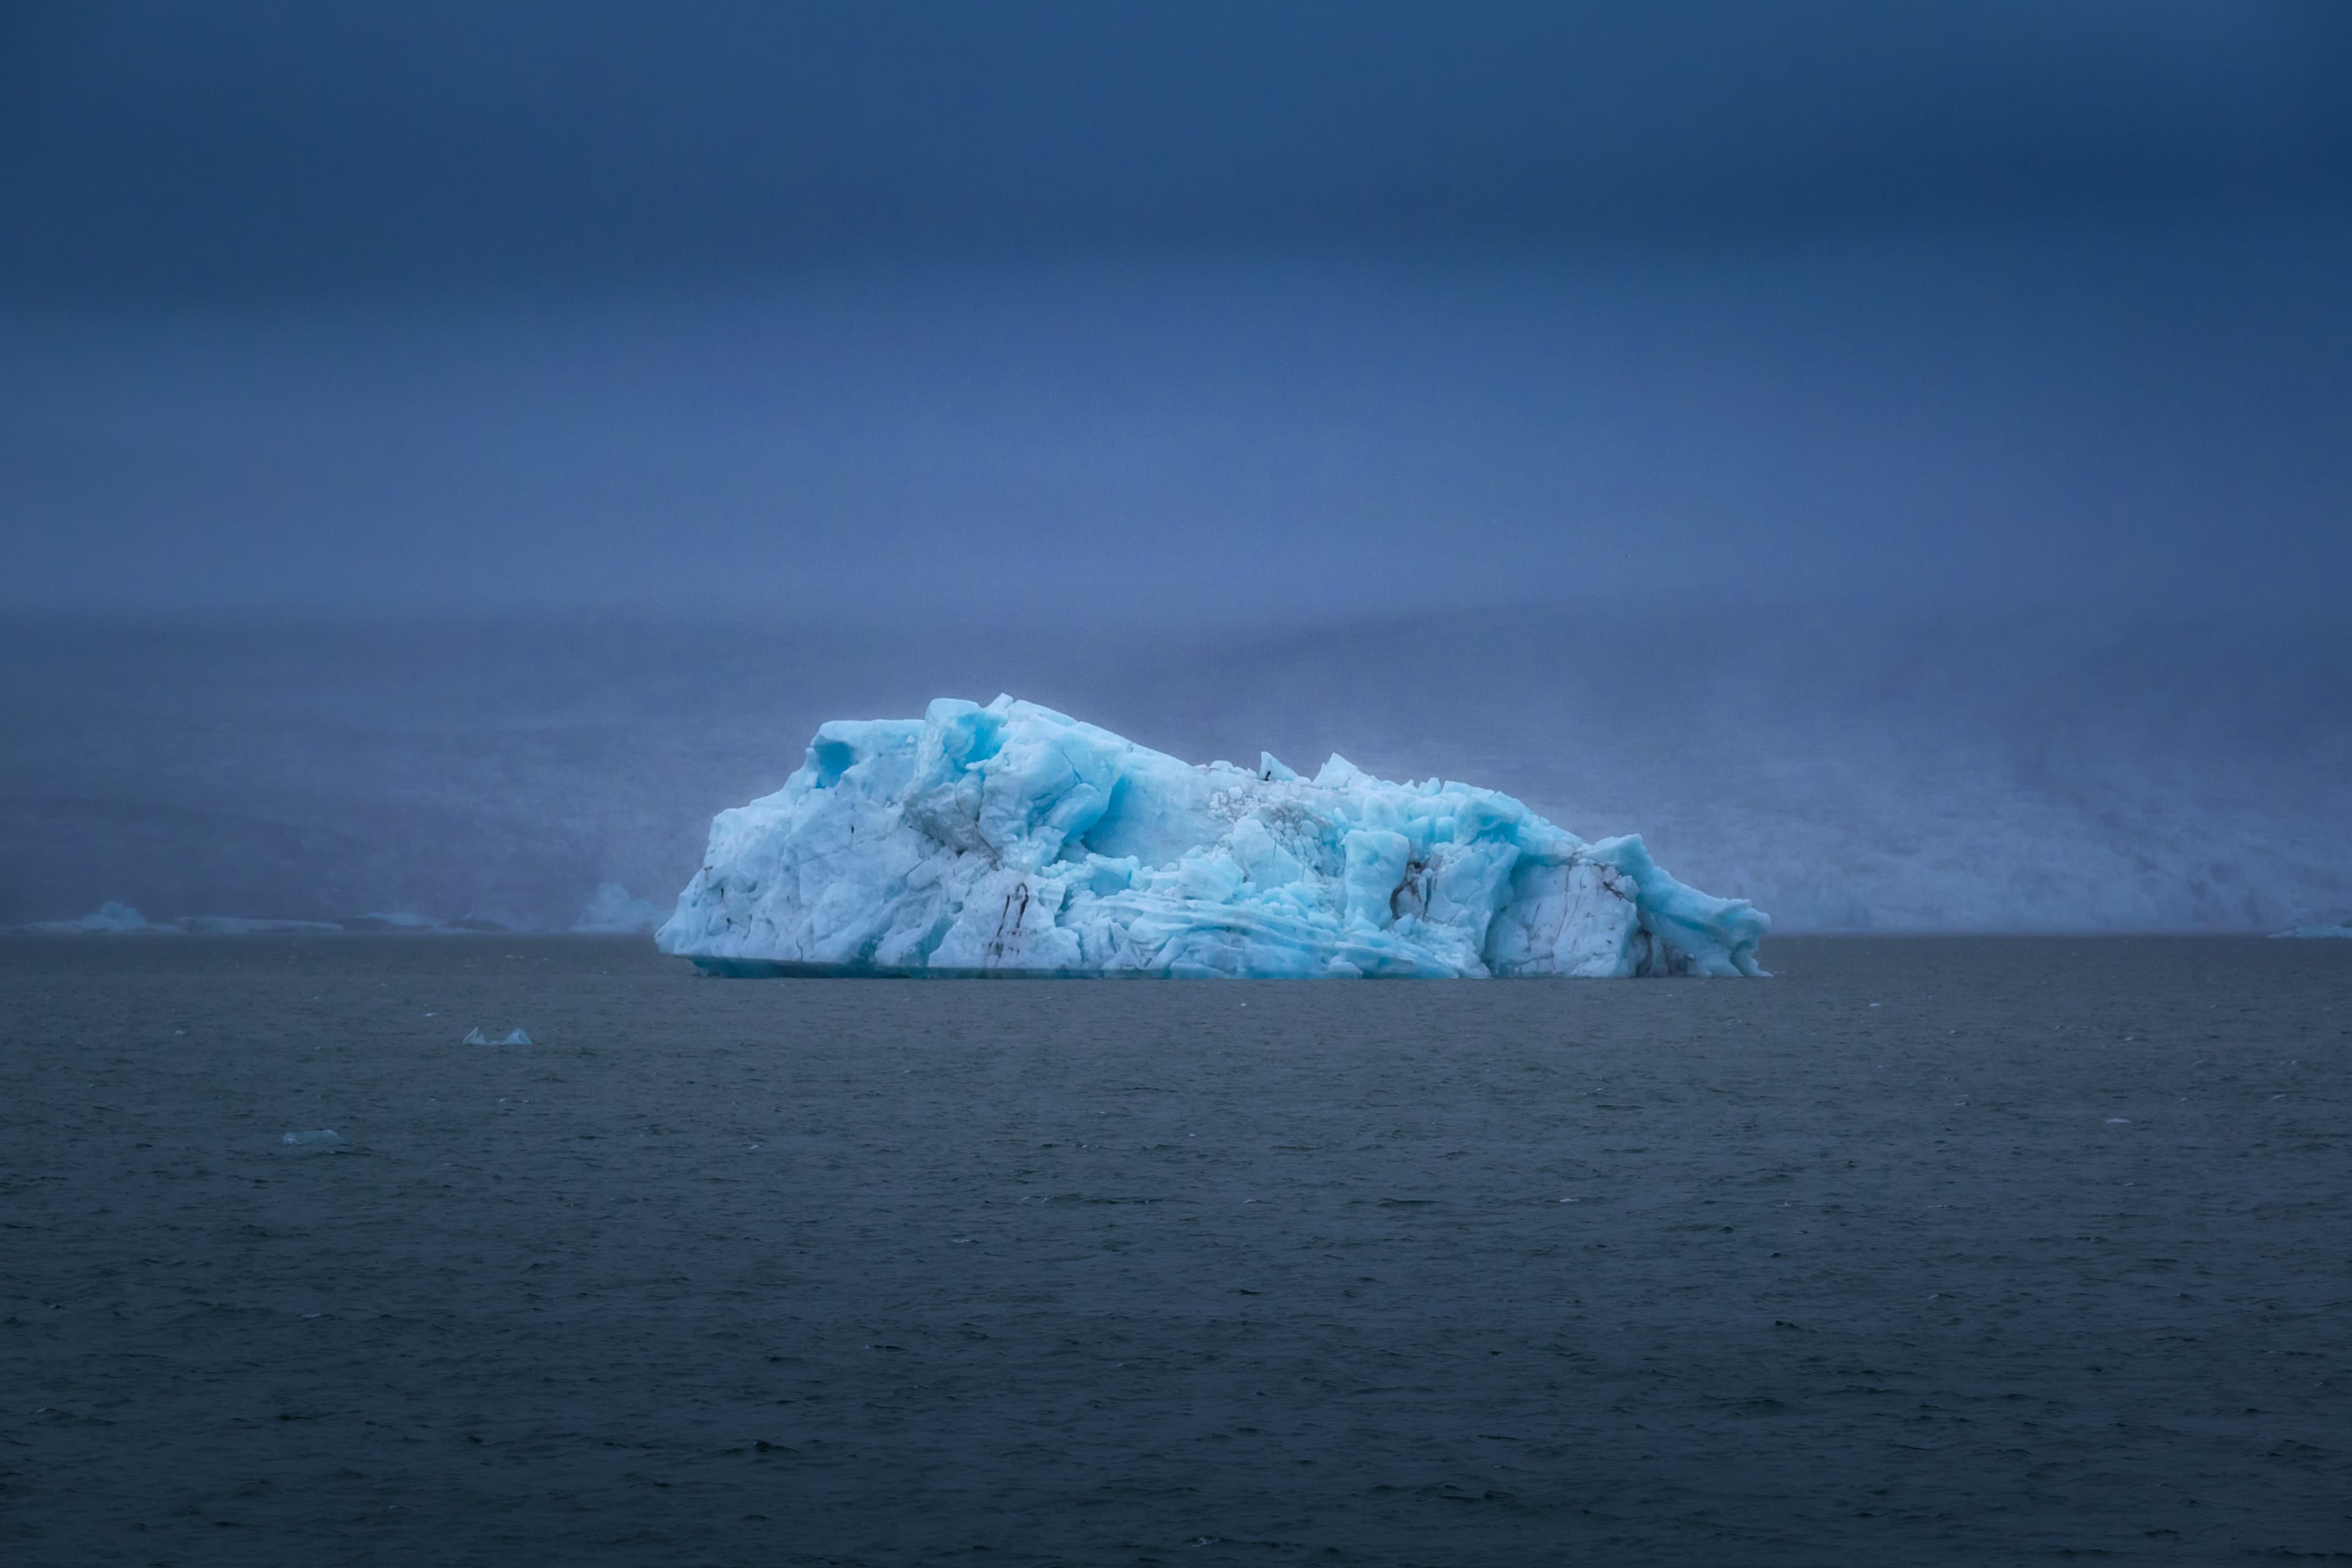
[658,697,1768,978]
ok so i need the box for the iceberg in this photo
[658,697,1766,979]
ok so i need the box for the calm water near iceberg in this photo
[2,935,2345,1565]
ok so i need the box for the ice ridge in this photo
[658,696,1768,978]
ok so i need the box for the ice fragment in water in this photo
[500,1029,532,1045]
[461,1027,488,1045]
[281,1129,342,1146]
[658,696,1768,978]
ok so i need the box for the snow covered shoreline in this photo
[660,697,1768,978]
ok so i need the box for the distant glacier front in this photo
[659,697,1768,978]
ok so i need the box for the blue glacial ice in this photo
[658,697,1768,978]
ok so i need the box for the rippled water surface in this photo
[2,936,2346,1565]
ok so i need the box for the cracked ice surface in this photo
[658,697,1768,978]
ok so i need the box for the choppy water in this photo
[2,936,2346,1565]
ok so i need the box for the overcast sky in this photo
[4,2,2349,619]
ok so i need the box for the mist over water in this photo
[8,247,2349,941]
[6,605,2344,935]
[5,9,2348,943]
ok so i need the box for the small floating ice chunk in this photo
[461,1027,488,1045]
[500,1029,532,1045]
[281,1129,342,1146]
[2105,1117,2130,1124]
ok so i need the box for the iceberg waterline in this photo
[658,697,1768,978]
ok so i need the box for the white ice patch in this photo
[659,696,1768,978]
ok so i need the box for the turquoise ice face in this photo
[660,696,1769,978]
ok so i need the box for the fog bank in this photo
[6,606,2343,935]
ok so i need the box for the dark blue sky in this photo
[4,2,2350,616]
[9,2,2352,294]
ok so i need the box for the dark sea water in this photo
[2,936,2346,1566]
